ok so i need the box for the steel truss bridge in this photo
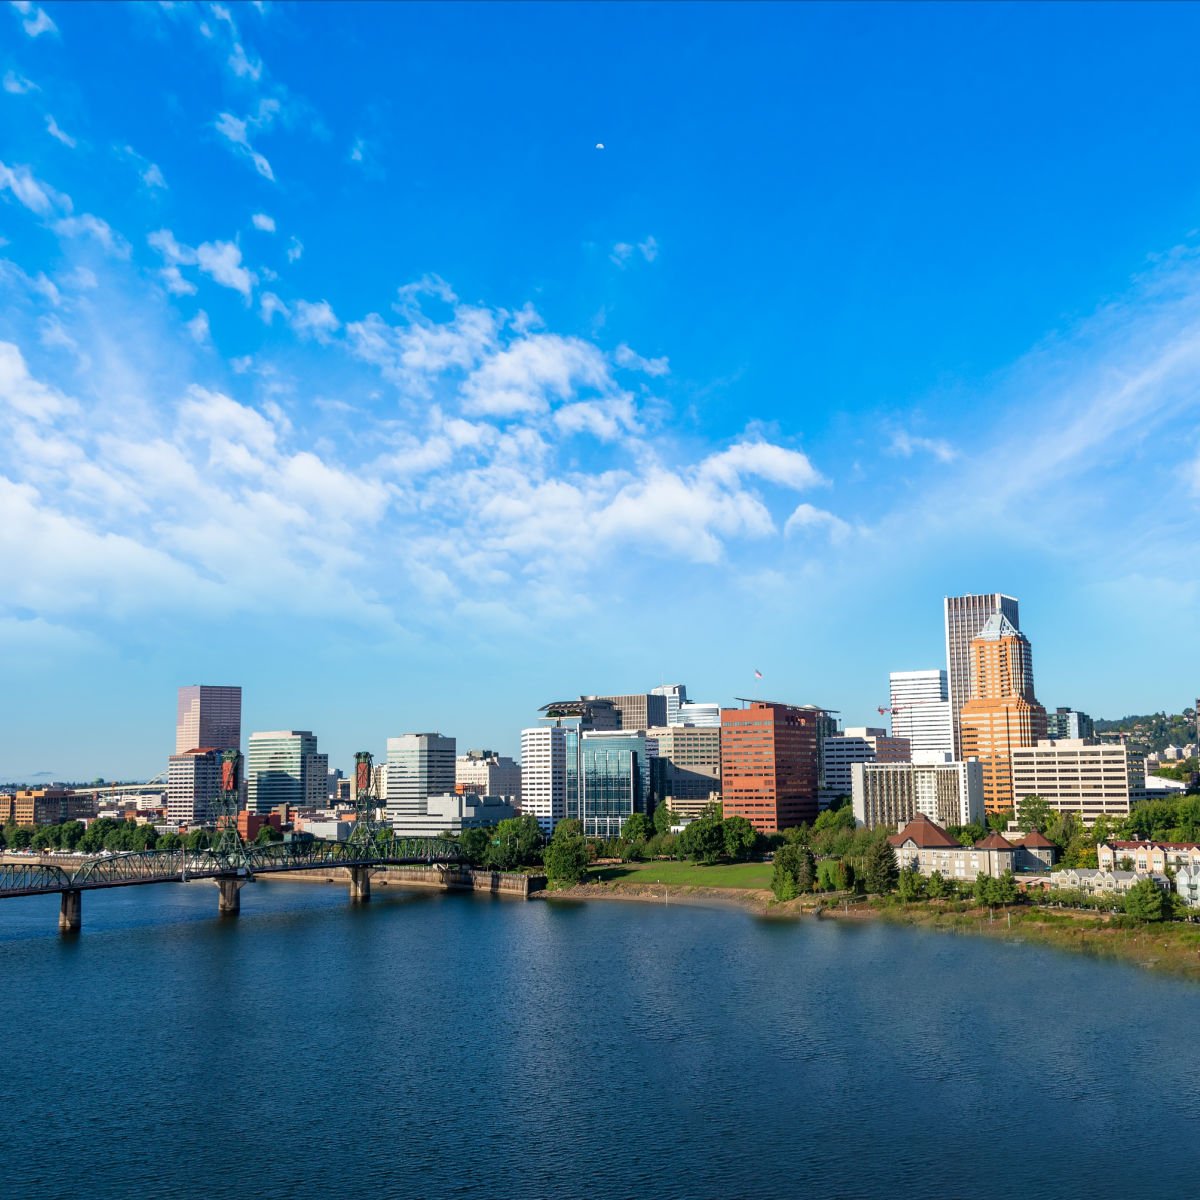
[0,836,467,932]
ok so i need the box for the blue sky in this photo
[2,1,1199,780]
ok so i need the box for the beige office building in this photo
[1010,738,1145,823]
[647,725,721,819]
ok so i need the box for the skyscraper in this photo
[888,670,953,759]
[720,700,825,833]
[385,733,456,829]
[520,725,567,835]
[943,594,1019,758]
[175,685,242,755]
[246,730,320,814]
[958,613,1047,812]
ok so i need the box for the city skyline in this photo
[3,3,1200,778]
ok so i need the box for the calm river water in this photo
[3,881,1199,1199]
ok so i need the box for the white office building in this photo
[822,727,910,807]
[385,733,456,828]
[520,725,566,835]
[888,670,954,759]
[852,755,984,830]
[676,701,721,728]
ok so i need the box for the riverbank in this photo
[546,868,1200,980]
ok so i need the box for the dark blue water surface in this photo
[3,881,1199,1199]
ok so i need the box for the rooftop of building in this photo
[974,612,1024,642]
[974,831,1017,850]
[1017,830,1056,848]
[888,814,963,850]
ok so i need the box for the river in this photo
[2,880,1198,1198]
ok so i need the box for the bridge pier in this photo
[215,876,247,916]
[348,866,372,903]
[58,889,81,934]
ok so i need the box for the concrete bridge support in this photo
[215,876,247,916]
[58,889,81,934]
[349,866,372,903]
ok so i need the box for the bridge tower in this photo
[346,751,384,902]
[211,749,248,860]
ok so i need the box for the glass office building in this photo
[577,731,654,840]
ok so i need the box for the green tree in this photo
[458,827,490,866]
[8,826,32,849]
[621,813,651,843]
[543,835,590,887]
[185,829,211,851]
[862,838,898,895]
[897,867,925,902]
[947,822,986,847]
[1123,878,1168,922]
[722,816,759,862]
[816,859,842,891]
[158,831,183,850]
[987,809,1015,834]
[484,815,543,871]
[837,859,856,892]
[771,844,804,901]
[926,870,948,899]
[58,820,85,851]
[552,818,583,842]
[1016,794,1051,834]
[795,845,817,893]
[652,802,675,836]
[679,817,725,865]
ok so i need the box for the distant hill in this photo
[1093,710,1197,753]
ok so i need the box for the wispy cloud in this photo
[148,228,256,298]
[610,236,659,268]
[251,212,275,232]
[118,145,167,190]
[215,111,274,181]
[3,69,37,94]
[46,115,76,148]
[286,236,302,262]
[10,1,56,38]
[888,430,957,463]
[53,214,130,258]
[0,159,71,216]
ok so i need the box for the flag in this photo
[754,669,763,679]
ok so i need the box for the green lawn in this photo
[588,859,773,890]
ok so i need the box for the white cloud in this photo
[3,69,37,94]
[349,137,364,163]
[11,1,56,37]
[53,214,130,258]
[290,298,339,343]
[259,291,288,323]
[610,236,659,268]
[0,159,71,216]
[45,115,75,148]
[228,41,262,81]
[0,340,77,421]
[186,311,211,343]
[215,111,274,181]
[251,212,275,232]
[614,342,669,377]
[889,430,958,463]
[116,145,166,190]
[286,236,302,262]
[701,441,825,490]
[461,334,611,418]
[148,229,255,298]
[195,240,254,297]
[784,502,854,543]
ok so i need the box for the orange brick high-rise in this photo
[720,700,824,833]
[958,613,1047,814]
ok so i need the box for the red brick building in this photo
[720,700,824,833]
